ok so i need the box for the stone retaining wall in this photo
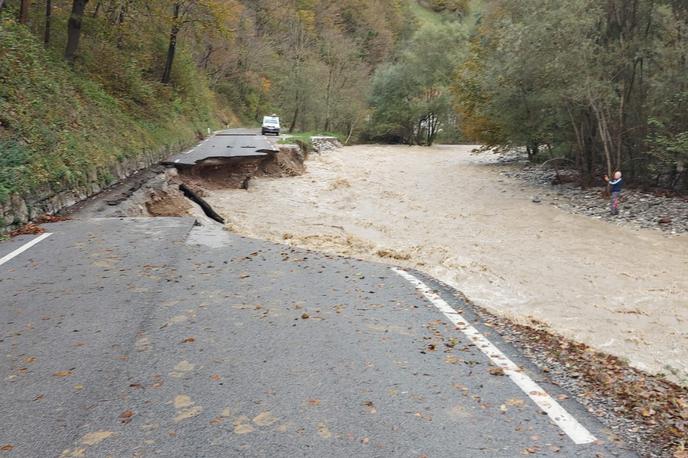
[0,143,191,233]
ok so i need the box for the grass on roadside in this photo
[278,131,345,149]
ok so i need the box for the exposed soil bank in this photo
[57,144,305,224]
[175,145,305,191]
[203,144,688,386]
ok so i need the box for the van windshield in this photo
[263,117,279,124]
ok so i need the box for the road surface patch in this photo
[0,233,52,267]
[392,267,598,446]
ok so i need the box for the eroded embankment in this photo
[39,143,308,230]
[76,144,308,223]
[175,144,305,192]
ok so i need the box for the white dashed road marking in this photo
[392,267,597,445]
[0,233,52,267]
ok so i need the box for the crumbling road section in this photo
[62,129,307,223]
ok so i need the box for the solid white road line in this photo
[0,233,52,267]
[392,267,598,445]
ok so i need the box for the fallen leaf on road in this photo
[53,370,72,377]
[362,401,377,414]
[414,412,432,421]
[181,337,195,344]
[641,407,656,417]
[307,399,321,406]
[9,224,44,237]
[174,395,193,409]
[175,406,202,422]
[24,356,37,364]
[317,423,332,439]
[210,374,221,382]
[301,313,310,319]
[506,398,525,407]
[0,444,14,451]
[445,355,461,365]
[119,410,134,424]
[81,431,113,446]
[253,411,278,426]
[170,360,194,378]
[233,416,254,434]
[489,367,505,376]
[135,337,151,352]
[151,374,164,388]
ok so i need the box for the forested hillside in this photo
[1,0,686,230]
[454,0,688,189]
[0,0,412,228]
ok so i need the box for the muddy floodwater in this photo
[206,144,688,384]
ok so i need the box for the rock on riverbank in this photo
[498,162,688,235]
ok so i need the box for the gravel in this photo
[493,157,688,235]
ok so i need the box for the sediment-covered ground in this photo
[204,144,688,385]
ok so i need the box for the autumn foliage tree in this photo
[1,0,411,142]
[453,0,688,189]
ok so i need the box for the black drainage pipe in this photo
[179,184,225,224]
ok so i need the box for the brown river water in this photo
[205,144,688,384]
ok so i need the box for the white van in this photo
[261,115,280,136]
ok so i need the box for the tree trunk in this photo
[19,0,30,24]
[44,0,52,46]
[65,0,89,63]
[289,104,299,134]
[323,68,334,132]
[0,0,5,11]
[115,0,128,48]
[161,2,181,84]
[92,0,101,18]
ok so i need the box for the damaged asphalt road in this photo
[0,218,636,457]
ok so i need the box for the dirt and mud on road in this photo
[203,144,688,388]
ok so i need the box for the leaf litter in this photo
[475,307,688,458]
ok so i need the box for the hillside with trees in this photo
[0,0,413,227]
[1,0,686,230]
[453,0,688,190]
